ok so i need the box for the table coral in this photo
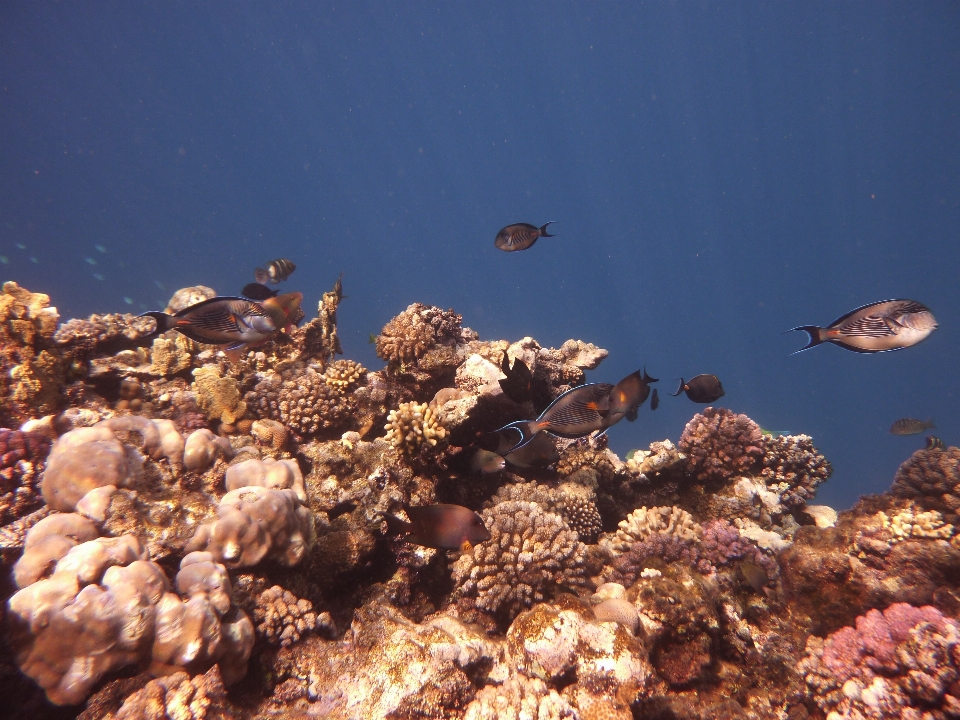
[678,406,766,484]
[891,445,960,522]
[185,486,313,568]
[452,499,588,621]
[375,302,463,365]
[384,401,448,456]
[253,585,318,647]
[799,603,960,719]
[192,365,247,425]
[0,427,51,526]
[759,433,832,511]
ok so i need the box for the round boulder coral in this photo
[678,407,766,484]
[375,303,463,365]
[891,445,960,522]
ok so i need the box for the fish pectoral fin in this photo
[222,343,247,363]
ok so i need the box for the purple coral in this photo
[0,428,51,525]
[608,532,703,587]
[800,603,960,718]
[699,519,778,582]
[678,407,765,484]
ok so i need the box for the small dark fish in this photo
[926,436,946,450]
[739,561,768,594]
[890,418,935,436]
[496,382,614,452]
[606,368,658,424]
[255,258,296,285]
[369,333,377,344]
[499,354,533,404]
[326,501,357,520]
[241,282,279,301]
[141,292,303,362]
[650,388,659,411]
[471,449,506,475]
[385,504,491,550]
[332,272,345,301]
[494,222,555,252]
[788,299,937,354]
[670,374,725,403]
[497,431,560,468]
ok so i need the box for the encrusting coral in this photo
[452,499,588,621]
[375,302,463,366]
[678,406,766,483]
[192,365,247,425]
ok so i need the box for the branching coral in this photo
[383,401,447,456]
[891,445,960,522]
[678,406,766,484]
[192,365,247,425]
[0,428,51,526]
[107,666,233,720]
[253,585,318,647]
[375,303,463,365]
[877,507,954,543]
[248,365,358,436]
[602,505,702,555]
[760,434,832,511]
[323,359,366,393]
[799,603,960,719]
[488,480,602,543]
[451,499,588,620]
[463,674,577,720]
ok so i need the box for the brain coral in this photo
[891,445,960,522]
[0,428,52,526]
[452,499,588,621]
[375,303,463,365]
[678,406,766,484]
[384,401,447,457]
[760,433,832,511]
[799,603,960,719]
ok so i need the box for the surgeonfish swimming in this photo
[890,418,935,436]
[499,354,533,404]
[494,222,555,252]
[670,374,725,403]
[926,436,946,451]
[254,257,296,285]
[788,299,937,354]
[496,382,614,452]
[650,388,659,411]
[141,292,303,362]
[385,504,491,550]
[496,431,560,468]
[241,282,279,301]
[605,368,658,424]
[470,449,506,475]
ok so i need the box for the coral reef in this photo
[487,480,603,543]
[375,303,463,366]
[602,505,702,554]
[253,585,318,647]
[191,366,246,425]
[106,666,233,720]
[0,428,51,526]
[384,400,448,457]
[247,363,359,437]
[760,433,832,511]
[452,499,588,621]
[679,406,766,484]
[891,445,960,522]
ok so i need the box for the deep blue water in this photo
[2,3,958,510]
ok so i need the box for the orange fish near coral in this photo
[494,222,555,252]
[385,504,491,550]
[141,292,303,362]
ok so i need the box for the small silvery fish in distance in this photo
[496,382,614,452]
[15,243,26,250]
[0,256,8,264]
[605,368,657,424]
[926,436,946,450]
[670,374,725,403]
[254,257,296,284]
[499,354,533,404]
[494,221,555,252]
[85,257,97,265]
[241,282,279,301]
[95,244,107,253]
[788,299,937,354]
[140,292,303,362]
[650,388,659,411]
[889,418,935,436]
[384,504,491,550]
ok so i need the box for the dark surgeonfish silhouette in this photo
[496,382,614,452]
[385,504,491,550]
[670,374,725,403]
[494,222,555,252]
[496,431,561,468]
[141,292,303,362]
[255,257,296,284]
[605,368,658,424]
[650,388,660,411]
[890,418,935,436]
[499,354,533,403]
[788,299,937,354]
[241,282,279,301]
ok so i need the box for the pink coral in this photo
[678,407,765,484]
[0,428,52,526]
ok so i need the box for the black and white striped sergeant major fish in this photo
[255,257,296,284]
[788,299,937,354]
[496,382,614,452]
[494,222,555,252]
[141,292,303,362]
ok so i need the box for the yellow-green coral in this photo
[383,401,447,456]
[192,365,247,425]
[149,334,194,375]
[10,350,62,416]
[0,282,59,342]
[323,359,365,393]
[879,508,953,543]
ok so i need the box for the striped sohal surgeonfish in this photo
[788,299,937,354]
[496,382,614,452]
[494,222,555,252]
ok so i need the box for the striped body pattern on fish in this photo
[788,299,937,354]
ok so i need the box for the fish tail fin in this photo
[539,221,555,237]
[140,311,174,335]
[642,366,658,384]
[669,379,686,397]
[786,326,824,354]
[495,420,538,453]
[384,512,413,537]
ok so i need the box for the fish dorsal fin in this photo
[541,383,613,426]
[827,299,928,330]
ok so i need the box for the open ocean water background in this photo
[1,3,958,511]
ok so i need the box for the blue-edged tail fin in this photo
[669,379,686,397]
[539,221,556,237]
[786,325,825,354]
[494,420,539,454]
